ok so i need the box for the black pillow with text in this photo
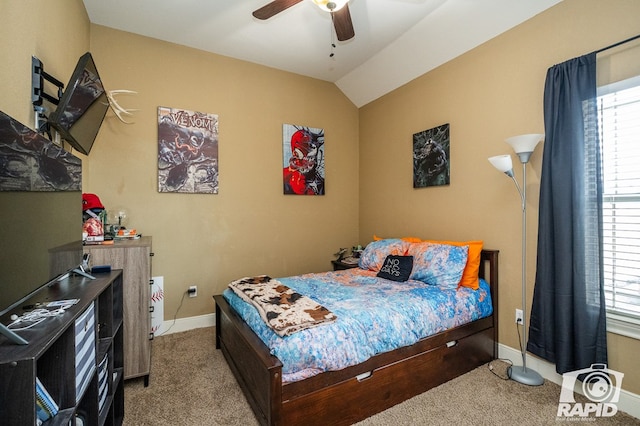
[376,255,413,282]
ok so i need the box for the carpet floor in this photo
[123,327,638,425]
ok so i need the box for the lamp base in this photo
[508,365,544,386]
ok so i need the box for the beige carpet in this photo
[123,327,638,425]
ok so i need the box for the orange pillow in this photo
[423,240,483,289]
[372,235,483,289]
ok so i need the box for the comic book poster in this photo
[413,123,450,188]
[0,111,81,192]
[282,124,325,195]
[157,107,219,193]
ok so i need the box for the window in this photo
[598,76,640,337]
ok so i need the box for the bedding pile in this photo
[228,275,337,337]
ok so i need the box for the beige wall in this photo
[1,0,639,397]
[0,0,90,124]
[359,0,640,393]
[86,25,359,319]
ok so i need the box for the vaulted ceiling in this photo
[83,0,562,107]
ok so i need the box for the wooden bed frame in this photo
[213,249,499,426]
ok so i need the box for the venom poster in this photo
[0,111,81,192]
[158,106,219,194]
[413,123,450,188]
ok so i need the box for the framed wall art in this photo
[282,124,325,195]
[413,123,450,188]
[157,106,219,194]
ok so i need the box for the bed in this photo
[213,241,499,426]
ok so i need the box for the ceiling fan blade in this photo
[252,0,304,20]
[332,3,355,41]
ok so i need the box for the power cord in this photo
[9,317,46,331]
[516,317,526,366]
[487,318,525,380]
[8,307,69,331]
[156,290,187,336]
[488,358,514,380]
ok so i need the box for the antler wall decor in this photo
[106,90,138,124]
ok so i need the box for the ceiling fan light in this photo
[311,0,349,13]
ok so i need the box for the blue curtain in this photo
[527,53,608,374]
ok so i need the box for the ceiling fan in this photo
[252,0,355,41]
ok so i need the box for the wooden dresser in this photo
[84,236,153,385]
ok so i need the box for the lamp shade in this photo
[311,0,349,12]
[505,134,544,163]
[488,155,514,174]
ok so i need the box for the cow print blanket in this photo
[228,275,337,337]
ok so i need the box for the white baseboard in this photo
[499,344,640,420]
[155,313,215,337]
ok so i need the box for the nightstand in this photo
[332,259,359,271]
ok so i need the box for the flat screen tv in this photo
[0,111,83,325]
[48,52,108,155]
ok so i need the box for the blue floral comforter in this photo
[223,268,493,383]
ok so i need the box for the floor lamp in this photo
[489,133,544,386]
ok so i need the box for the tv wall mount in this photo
[31,56,63,137]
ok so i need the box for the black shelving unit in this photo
[0,271,124,425]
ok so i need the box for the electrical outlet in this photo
[188,285,197,298]
[515,308,523,324]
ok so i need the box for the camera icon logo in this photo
[557,363,624,418]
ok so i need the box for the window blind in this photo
[598,80,640,320]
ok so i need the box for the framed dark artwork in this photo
[413,123,450,188]
[157,107,219,194]
[282,124,325,195]
[0,110,81,191]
